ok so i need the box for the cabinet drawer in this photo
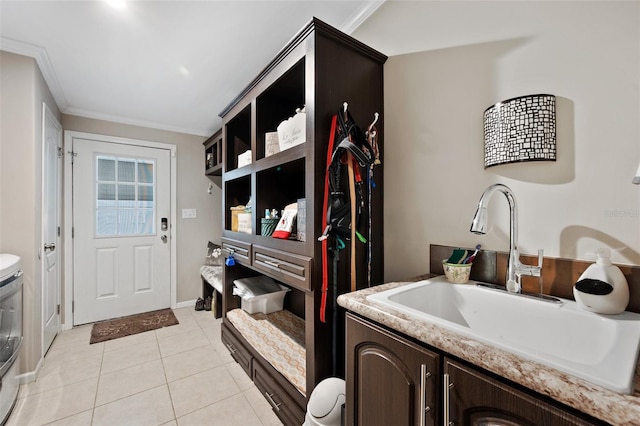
[253,245,312,291]
[221,238,251,266]
[221,322,252,376]
[253,361,305,426]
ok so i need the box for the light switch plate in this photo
[182,208,197,219]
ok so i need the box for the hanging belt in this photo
[347,152,357,292]
[319,115,338,323]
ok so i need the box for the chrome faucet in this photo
[470,184,543,293]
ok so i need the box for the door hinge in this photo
[72,227,74,238]
[72,301,74,313]
[57,304,60,315]
[57,226,61,237]
[67,150,78,164]
[57,147,64,158]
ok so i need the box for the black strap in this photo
[337,108,374,165]
[331,138,374,168]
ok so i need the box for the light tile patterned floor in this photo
[7,307,284,426]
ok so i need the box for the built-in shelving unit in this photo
[218,18,387,426]
[203,128,223,177]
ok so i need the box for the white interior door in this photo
[42,102,62,354]
[72,138,171,325]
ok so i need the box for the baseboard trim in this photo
[18,357,44,385]
[175,299,196,310]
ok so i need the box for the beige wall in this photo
[1,50,220,376]
[353,1,640,281]
[62,115,222,303]
[0,51,61,373]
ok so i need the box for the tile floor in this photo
[7,307,284,426]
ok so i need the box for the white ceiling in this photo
[0,0,384,137]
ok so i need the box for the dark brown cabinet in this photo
[346,313,440,426]
[444,359,598,426]
[203,128,222,177]
[219,18,386,426]
[346,314,602,426]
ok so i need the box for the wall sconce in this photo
[483,94,556,168]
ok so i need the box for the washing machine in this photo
[0,254,23,425]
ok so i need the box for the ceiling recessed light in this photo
[105,0,127,9]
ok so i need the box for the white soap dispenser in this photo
[573,248,629,315]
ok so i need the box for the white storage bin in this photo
[241,284,289,314]
[237,212,252,234]
[277,108,306,151]
[237,150,252,168]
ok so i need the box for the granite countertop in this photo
[337,279,640,426]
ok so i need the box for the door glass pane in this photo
[118,209,137,235]
[97,183,116,204]
[95,155,156,237]
[96,209,117,235]
[138,185,153,202]
[117,184,135,207]
[98,158,115,181]
[118,159,135,182]
[137,209,154,234]
[138,161,153,183]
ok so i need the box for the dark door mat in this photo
[90,308,179,344]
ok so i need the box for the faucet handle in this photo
[537,249,544,269]
[537,249,544,294]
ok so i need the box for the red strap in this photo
[320,115,338,323]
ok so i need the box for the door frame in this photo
[41,102,62,354]
[63,130,178,330]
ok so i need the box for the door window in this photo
[95,155,155,237]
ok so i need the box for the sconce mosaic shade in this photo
[483,94,556,168]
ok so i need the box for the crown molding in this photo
[0,37,69,111]
[0,1,383,137]
[339,0,385,34]
[63,107,213,137]
[0,37,211,136]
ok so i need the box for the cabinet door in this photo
[444,358,599,426]
[346,313,440,426]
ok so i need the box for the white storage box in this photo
[237,150,252,168]
[265,132,280,157]
[277,107,306,151]
[237,212,252,234]
[240,284,289,314]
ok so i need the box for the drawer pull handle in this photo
[264,260,281,268]
[420,364,429,426]
[264,392,282,411]
[225,343,237,354]
[444,373,453,426]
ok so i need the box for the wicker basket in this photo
[261,218,279,237]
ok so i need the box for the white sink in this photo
[367,276,640,394]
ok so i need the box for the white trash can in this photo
[303,377,345,426]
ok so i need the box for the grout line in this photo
[157,319,179,423]
[91,324,106,424]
